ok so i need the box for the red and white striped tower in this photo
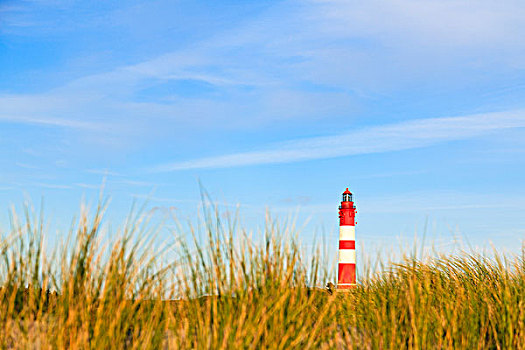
[337,188,356,289]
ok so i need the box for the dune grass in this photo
[0,200,523,349]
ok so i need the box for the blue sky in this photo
[1,0,525,261]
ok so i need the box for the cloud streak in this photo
[151,109,525,172]
[0,114,102,130]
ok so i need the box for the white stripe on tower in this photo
[338,249,356,264]
[339,225,355,240]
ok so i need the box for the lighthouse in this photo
[337,188,356,289]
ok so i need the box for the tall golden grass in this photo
[0,200,523,349]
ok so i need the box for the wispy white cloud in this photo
[0,113,104,130]
[151,109,525,171]
[15,162,40,170]
[1,0,524,169]
[130,194,198,204]
[113,179,156,187]
[266,190,525,217]
[2,0,524,138]
[31,183,72,189]
[86,168,124,177]
[75,183,101,189]
[314,0,525,48]
[349,170,428,180]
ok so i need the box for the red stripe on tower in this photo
[337,188,356,289]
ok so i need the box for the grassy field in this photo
[0,201,523,349]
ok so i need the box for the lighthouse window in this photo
[343,194,353,202]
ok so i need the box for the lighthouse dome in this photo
[342,188,353,202]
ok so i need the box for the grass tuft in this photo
[0,200,523,349]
